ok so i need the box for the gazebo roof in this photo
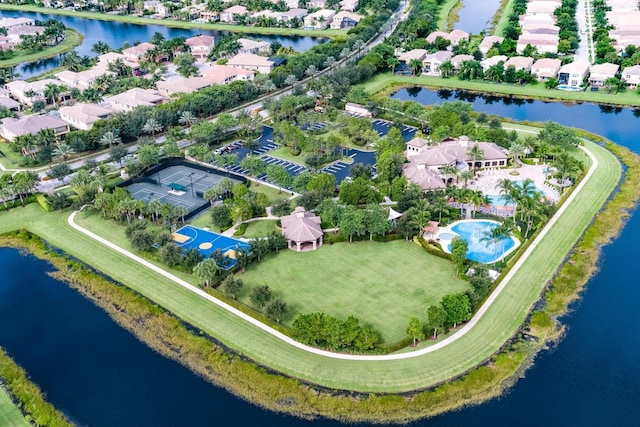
[423,221,439,233]
[387,207,403,221]
[280,207,323,243]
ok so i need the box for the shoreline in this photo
[0,4,343,38]
[0,125,635,422]
[361,73,640,109]
[0,29,83,69]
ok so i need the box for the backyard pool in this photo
[438,220,520,264]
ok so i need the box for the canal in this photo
[0,10,326,79]
[1,89,640,425]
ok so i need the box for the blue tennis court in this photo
[172,225,250,269]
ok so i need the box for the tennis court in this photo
[149,165,239,195]
[173,225,250,268]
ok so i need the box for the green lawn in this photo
[248,181,291,202]
[240,220,279,238]
[359,72,640,108]
[0,4,345,38]
[0,30,82,69]
[0,388,28,427]
[0,137,620,393]
[493,0,515,36]
[437,0,460,31]
[238,240,469,343]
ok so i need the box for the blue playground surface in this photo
[173,225,250,269]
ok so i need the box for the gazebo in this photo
[280,207,323,252]
[423,221,439,239]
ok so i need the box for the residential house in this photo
[0,17,35,29]
[104,88,166,112]
[277,8,308,24]
[6,25,45,44]
[238,38,271,55]
[284,0,300,8]
[481,55,507,72]
[422,50,452,76]
[304,9,336,29]
[558,60,590,88]
[201,65,255,84]
[199,9,220,22]
[58,103,114,130]
[143,0,171,17]
[447,29,469,46]
[526,1,560,15]
[280,206,323,252]
[330,11,361,29]
[339,0,358,11]
[0,115,70,142]
[122,42,157,63]
[306,0,327,8]
[517,33,559,54]
[220,5,248,23]
[425,30,449,45]
[504,56,534,72]
[186,35,215,60]
[622,65,640,89]
[478,35,504,55]
[396,49,427,74]
[0,88,21,111]
[156,77,218,96]
[589,63,619,88]
[54,67,115,89]
[450,54,474,71]
[531,58,562,81]
[4,79,62,106]
[226,53,275,74]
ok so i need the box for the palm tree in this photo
[459,169,475,188]
[508,142,526,173]
[497,178,518,219]
[485,63,505,82]
[458,60,484,81]
[323,56,336,69]
[439,60,454,78]
[603,76,622,94]
[178,110,197,127]
[339,47,351,59]
[44,83,64,106]
[545,77,559,89]
[260,79,276,92]
[440,164,458,185]
[91,41,111,54]
[52,142,75,162]
[554,152,581,190]
[387,56,400,74]
[142,118,163,135]
[304,65,318,78]
[467,143,485,171]
[480,224,507,266]
[409,58,423,76]
[0,67,19,85]
[100,130,122,147]
[284,74,298,87]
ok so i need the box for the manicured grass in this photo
[0,30,82,69]
[437,0,461,31]
[0,4,345,38]
[0,387,28,427]
[493,0,515,36]
[359,72,640,107]
[240,220,278,238]
[0,136,620,394]
[248,181,291,202]
[238,240,469,343]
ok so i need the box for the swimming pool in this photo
[488,180,543,207]
[439,220,519,264]
[557,84,582,91]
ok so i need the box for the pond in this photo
[1,88,640,425]
[454,0,502,34]
[0,10,327,78]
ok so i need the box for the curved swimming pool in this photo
[444,220,519,264]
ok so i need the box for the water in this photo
[0,10,326,78]
[454,0,502,34]
[1,87,640,425]
[443,219,517,263]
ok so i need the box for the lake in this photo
[454,0,502,34]
[1,89,640,425]
[0,10,326,79]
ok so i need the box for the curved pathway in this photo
[68,144,598,362]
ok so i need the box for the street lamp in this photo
[189,173,195,197]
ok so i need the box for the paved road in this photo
[67,144,598,361]
[574,0,593,63]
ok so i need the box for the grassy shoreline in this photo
[437,0,460,30]
[0,342,71,427]
[0,29,83,69]
[0,4,344,38]
[360,72,640,108]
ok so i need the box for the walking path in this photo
[67,144,598,361]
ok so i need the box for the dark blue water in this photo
[454,0,502,34]
[0,10,325,78]
[1,88,640,425]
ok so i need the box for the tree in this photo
[193,258,220,287]
[142,118,163,135]
[137,144,160,168]
[480,223,509,265]
[450,236,468,276]
[439,60,454,78]
[409,58,423,76]
[426,305,447,339]
[339,205,365,243]
[91,41,111,54]
[459,169,475,188]
[364,204,391,240]
[44,83,64,106]
[441,293,472,328]
[467,143,485,172]
[109,145,128,166]
[250,285,272,308]
[266,164,293,191]
[52,143,75,162]
[100,130,122,147]
[406,317,425,347]
[47,163,71,183]
[266,299,287,323]
[210,204,232,229]
[306,173,336,197]
[175,53,199,77]
[178,110,197,127]
[508,142,526,172]
[222,276,243,299]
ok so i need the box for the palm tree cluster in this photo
[0,171,40,208]
[497,178,552,237]
[94,186,188,226]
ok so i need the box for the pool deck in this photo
[468,163,559,202]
